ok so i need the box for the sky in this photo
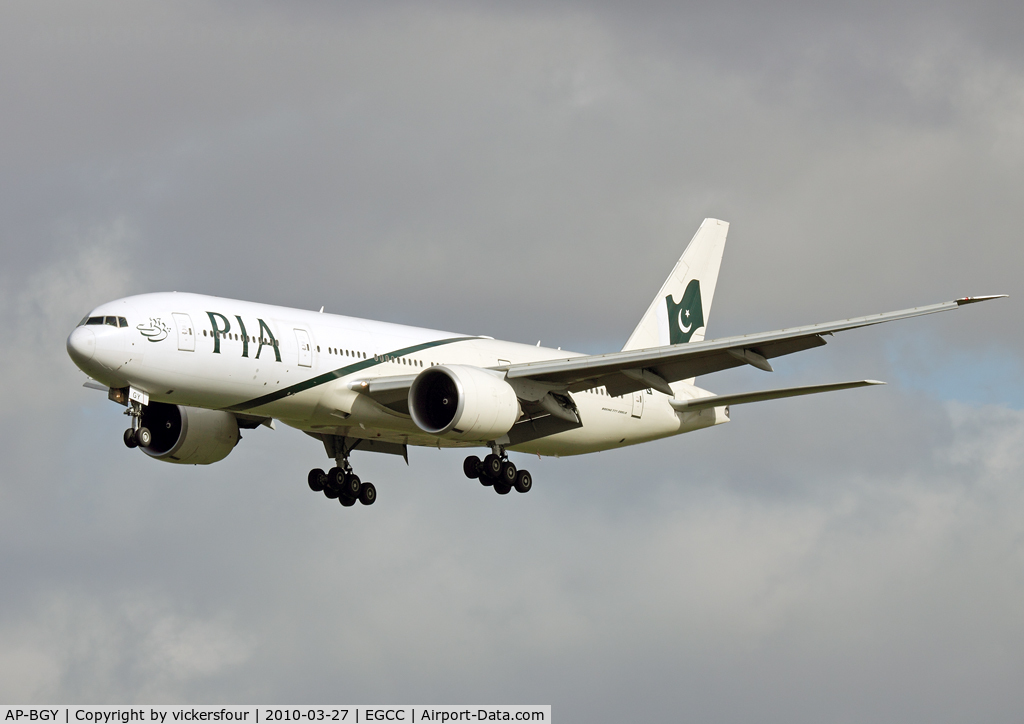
[1,1,1023,721]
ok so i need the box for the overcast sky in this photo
[1,2,1023,721]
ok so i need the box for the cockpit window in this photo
[81,315,127,327]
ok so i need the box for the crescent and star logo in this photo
[665,279,704,344]
[137,317,171,342]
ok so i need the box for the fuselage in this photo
[66,292,727,457]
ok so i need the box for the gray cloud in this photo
[1,2,1022,721]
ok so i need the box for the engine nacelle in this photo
[409,365,521,441]
[139,402,240,465]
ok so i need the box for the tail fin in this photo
[622,218,729,352]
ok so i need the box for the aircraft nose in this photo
[66,326,96,367]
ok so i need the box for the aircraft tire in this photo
[136,427,152,448]
[342,473,362,498]
[514,469,532,494]
[323,467,341,499]
[493,482,512,495]
[123,429,138,449]
[307,468,326,492]
[359,482,376,506]
[482,454,502,480]
[479,476,493,487]
[463,455,481,479]
[339,495,356,507]
[500,460,517,485]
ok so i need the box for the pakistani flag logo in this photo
[666,279,704,344]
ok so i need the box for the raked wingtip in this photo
[956,294,1009,306]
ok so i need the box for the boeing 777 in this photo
[66,219,1004,507]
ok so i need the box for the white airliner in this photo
[66,219,1004,507]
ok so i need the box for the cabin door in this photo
[172,313,195,352]
[295,328,313,367]
[631,390,644,419]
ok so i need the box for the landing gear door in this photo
[631,390,644,419]
[172,313,195,352]
[295,328,313,368]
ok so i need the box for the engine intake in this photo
[140,402,240,465]
[409,365,520,441]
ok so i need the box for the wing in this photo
[503,296,1005,397]
[344,295,1003,425]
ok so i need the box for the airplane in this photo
[66,218,1005,508]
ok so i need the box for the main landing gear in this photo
[463,447,533,496]
[306,457,376,508]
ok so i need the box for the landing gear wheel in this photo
[136,427,152,448]
[339,495,356,507]
[307,468,326,492]
[500,460,517,485]
[463,455,481,479]
[323,467,341,499]
[123,429,138,448]
[482,454,502,480]
[359,482,376,505]
[342,473,361,499]
[493,482,512,495]
[514,469,533,493]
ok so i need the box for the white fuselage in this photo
[67,292,728,456]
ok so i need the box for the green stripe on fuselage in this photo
[227,336,478,412]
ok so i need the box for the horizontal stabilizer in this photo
[669,380,884,412]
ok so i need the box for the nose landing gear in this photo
[122,400,151,449]
[464,446,533,496]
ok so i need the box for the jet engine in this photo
[139,402,240,465]
[409,365,521,441]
